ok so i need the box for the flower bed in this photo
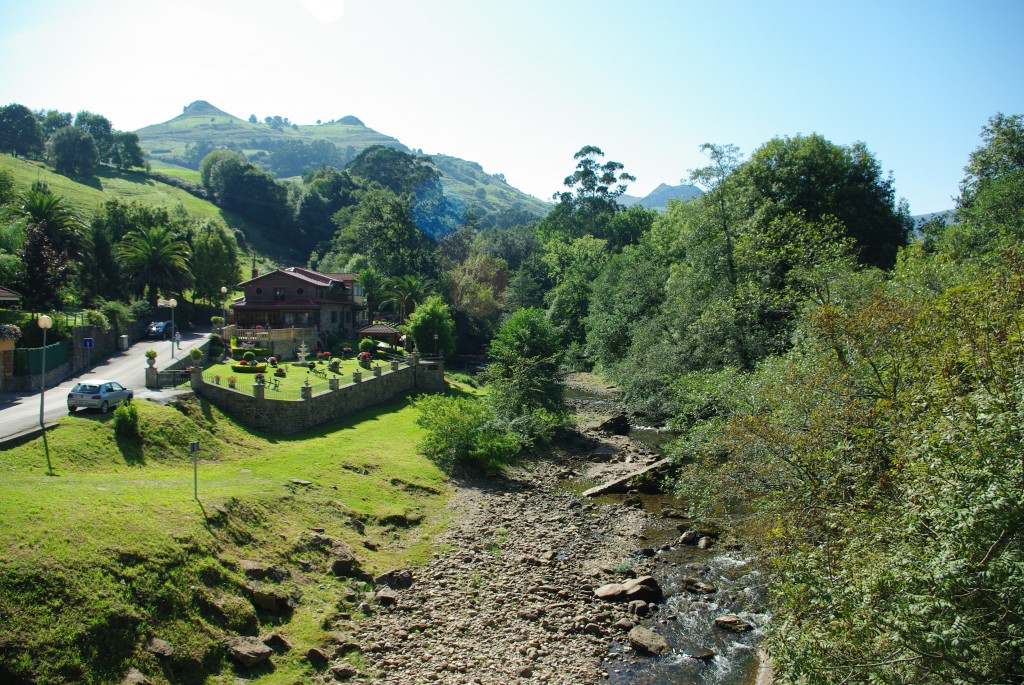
[230,362,268,374]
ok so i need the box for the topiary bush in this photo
[242,350,256,362]
[358,337,375,353]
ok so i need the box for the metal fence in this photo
[156,369,192,389]
[13,341,69,375]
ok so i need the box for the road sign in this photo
[82,338,94,349]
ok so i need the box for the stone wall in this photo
[192,359,445,434]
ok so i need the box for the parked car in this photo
[146,321,174,339]
[67,380,134,414]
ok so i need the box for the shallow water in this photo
[588,492,766,685]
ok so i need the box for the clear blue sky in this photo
[2,0,1022,213]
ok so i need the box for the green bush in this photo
[230,363,267,374]
[112,402,140,440]
[242,350,256,362]
[358,337,376,353]
[412,395,519,474]
[209,346,223,359]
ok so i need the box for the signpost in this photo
[189,440,200,499]
[82,337,94,374]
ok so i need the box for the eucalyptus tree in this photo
[117,225,193,308]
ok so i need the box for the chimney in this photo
[251,253,258,279]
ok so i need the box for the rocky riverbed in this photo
[336,374,674,684]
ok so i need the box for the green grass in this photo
[203,356,396,397]
[0,396,449,684]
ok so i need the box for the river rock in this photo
[306,647,330,670]
[375,568,414,590]
[628,626,671,655]
[681,577,718,594]
[225,636,273,666]
[374,587,399,607]
[330,661,358,680]
[714,614,754,632]
[588,444,620,462]
[689,648,716,661]
[597,412,631,435]
[623,575,663,602]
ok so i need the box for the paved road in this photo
[0,330,209,443]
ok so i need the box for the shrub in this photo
[242,350,256,362]
[209,346,223,358]
[208,333,223,347]
[112,402,140,439]
[412,395,519,474]
[98,300,131,332]
[230,363,267,373]
[449,372,480,388]
[358,337,376,353]
[83,309,110,333]
[144,349,157,360]
[189,348,203,361]
[0,323,22,341]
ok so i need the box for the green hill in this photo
[137,101,549,229]
[0,154,305,264]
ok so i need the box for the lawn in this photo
[201,354,402,399]
[0,395,450,685]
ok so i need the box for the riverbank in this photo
[347,375,667,683]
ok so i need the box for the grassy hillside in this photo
[0,154,305,264]
[0,395,451,685]
[137,101,549,229]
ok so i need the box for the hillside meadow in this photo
[0,394,452,684]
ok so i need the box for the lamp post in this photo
[169,297,178,359]
[220,286,228,333]
[433,332,438,356]
[38,314,53,475]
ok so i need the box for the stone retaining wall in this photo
[191,358,445,434]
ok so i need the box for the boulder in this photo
[588,444,619,462]
[145,637,173,658]
[374,568,414,590]
[714,614,754,633]
[247,584,293,614]
[121,668,152,685]
[225,636,274,667]
[330,661,358,680]
[628,626,671,655]
[328,544,363,578]
[596,412,631,435]
[594,575,663,603]
[681,577,718,594]
[262,632,292,653]
[593,583,627,601]
[374,586,398,607]
[689,648,716,661]
[306,647,330,670]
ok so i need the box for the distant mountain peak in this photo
[337,115,364,126]
[179,101,237,119]
[620,183,702,211]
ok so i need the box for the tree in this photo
[385,274,432,323]
[484,307,565,442]
[189,221,241,304]
[344,189,433,277]
[109,131,145,170]
[0,103,44,157]
[16,223,70,309]
[735,133,911,269]
[356,266,387,322]
[47,126,99,175]
[402,294,455,357]
[38,110,72,136]
[73,111,113,160]
[117,225,193,308]
[18,188,89,262]
[542,146,637,243]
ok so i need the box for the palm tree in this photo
[117,226,194,308]
[357,266,387,323]
[19,188,90,260]
[385,274,433,324]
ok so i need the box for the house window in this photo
[274,287,285,301]
[297,287,304,295]
[255,287,263,295]
[331,311,338,323]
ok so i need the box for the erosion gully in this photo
[564,386,768,685]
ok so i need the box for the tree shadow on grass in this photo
[115,432,145,465]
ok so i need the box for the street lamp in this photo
[168,298,178,359]
[220,286,228,333]
[38,314,53,475]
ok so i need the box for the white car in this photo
[67,379,134,414]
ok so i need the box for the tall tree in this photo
[109,131,146,170]
[47,126,98,175]
[0,103,44,157]
[356,266,387,322]
[189,221,241,305]
[385,274,432,323]
[73,111,113,161]
[117,225,193,308]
